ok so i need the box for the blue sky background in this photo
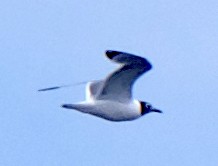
[0,0,217,165]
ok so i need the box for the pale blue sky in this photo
[0,0,218,166]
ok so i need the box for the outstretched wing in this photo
[96,50,152,103]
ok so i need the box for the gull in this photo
[61,50,162,121]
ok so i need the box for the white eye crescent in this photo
[146,103,153,109]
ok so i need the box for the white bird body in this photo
[64,99,141,121]
[61,50,162,121]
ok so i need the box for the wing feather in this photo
[96,50,152,103]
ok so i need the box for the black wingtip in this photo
[61,104,73,109]
[61,104,67,108]
[105,50,121,59]
[38,86,60,92]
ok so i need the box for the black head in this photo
[140,101,162,115]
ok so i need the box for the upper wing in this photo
[96,50,152,103]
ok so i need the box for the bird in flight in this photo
[39,50,162,121]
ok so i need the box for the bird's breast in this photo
[89,100,141,121]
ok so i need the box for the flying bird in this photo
[61,50,162,121]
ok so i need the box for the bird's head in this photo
[140,101,162,115]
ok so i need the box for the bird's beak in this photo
[152,108,163,113]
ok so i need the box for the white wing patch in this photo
[86,80,104,101]
[86,82,93,101]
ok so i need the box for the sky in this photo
[0,0,218,166]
